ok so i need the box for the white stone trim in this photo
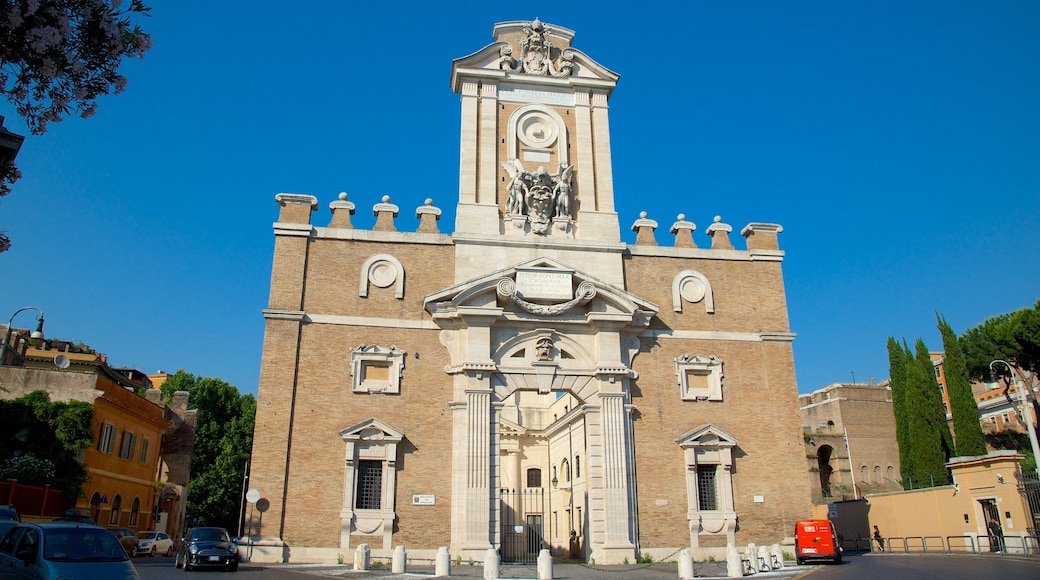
[359,254,405,299]
[305,314,438,330]
[313,227,453,244]
[676,425,738,548]
[675,355,724,402]
[672,270,715,314]
[339,419,404,552]
[642,329,794,342]
[272,222,314,237]
[350,345,406,394]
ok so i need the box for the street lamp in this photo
[990,359,1040,478]
[0,307,45,366]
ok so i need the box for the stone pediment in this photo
[339,418,404,443]
[423,257,657,324]
[676,424,738,449]
[451,19,620,95]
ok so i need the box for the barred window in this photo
[527,468,542,488]
[697,465,718,511]
[355,460,383,510]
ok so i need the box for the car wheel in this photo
[166,545,174,557]
[150,546,156,557]
[175,554,182,568]
[227,562,238,572]
[183,560,192,572]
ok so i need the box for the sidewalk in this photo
[266,560,812,579]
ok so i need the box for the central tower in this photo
[450,19,625,284]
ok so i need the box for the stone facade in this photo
[248,20,811,565]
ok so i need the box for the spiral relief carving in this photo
[496,278,516,297]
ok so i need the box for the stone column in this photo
[462,385,493,556]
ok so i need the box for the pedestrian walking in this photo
[872,525,884,552]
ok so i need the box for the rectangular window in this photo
[97,423,117,454]
[355,460,383,510]
[139,438,149,464]
[118,431,137,460]
[526,468,542,488]
[696,465,718,511]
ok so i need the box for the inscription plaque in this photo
[516,269,572,300]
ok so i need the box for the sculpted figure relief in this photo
[502,159,574,234]
[497,19,574,77]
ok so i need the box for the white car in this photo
[134,531,173,556]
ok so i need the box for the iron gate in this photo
[500,488,545,563]
[1019,472,1040,536]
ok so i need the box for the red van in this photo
[794,519,842,565]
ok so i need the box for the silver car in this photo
[0,522,139,579]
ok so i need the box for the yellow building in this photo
[0,335,189,534]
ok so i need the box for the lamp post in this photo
[990,359,1040,478]
[0,307,45,366]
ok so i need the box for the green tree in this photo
[960,301,1040,383]
[0,390,93,501]
[959,301,1040,472]
[889,339,953,488]
[160,371,255,532]
[937,314,987,456]
[887,337,912,487]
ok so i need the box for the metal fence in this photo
[869,534,1040,557]
[1020,472,1040,536]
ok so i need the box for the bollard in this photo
[756,545,771,572]
[392,545,407,574]
[435,546,451,577]
[678,548,694,579]
[743,544,758,576]
[484,547,500,580]
[726,544,743,578]
[769,544,783,569]
[537,548,553,580]
[354,543,370,571]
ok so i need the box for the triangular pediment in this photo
[676,424,738,449]
[339,418,404,443]
[423,257,657,321]
[451,20,619,95]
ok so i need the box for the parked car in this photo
[0,522,139,579]
[175,526,238,571]
[51,508,97,526]
[135,530,173,556]
[112,527,138,555]
[0,520,17,541]
[0,505,20,522]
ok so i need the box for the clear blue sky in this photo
[2,2,1038,396]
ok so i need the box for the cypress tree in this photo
[887,337,912,488]
[938,314,987,456]
[908,339,953,485]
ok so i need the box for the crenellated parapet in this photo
[630,212,784,256]
[274,193,447,237]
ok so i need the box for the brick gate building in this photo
[248,19,811,565]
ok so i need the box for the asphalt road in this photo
[132,552,1040,580]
